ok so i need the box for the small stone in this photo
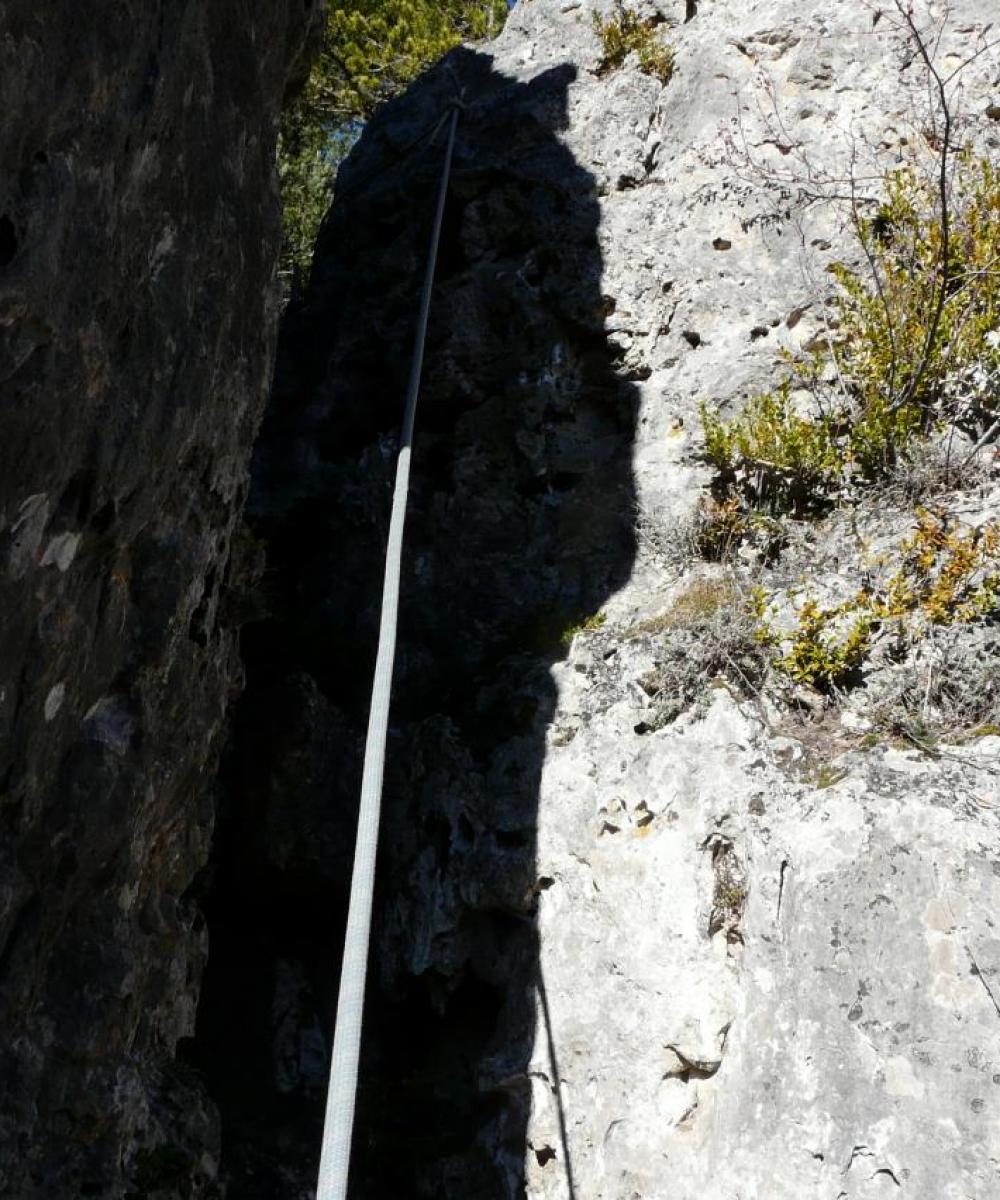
[83,696,136,756]
[40,531,82,572]
[44,682,65,722]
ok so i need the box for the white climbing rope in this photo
[315,103,460,1200]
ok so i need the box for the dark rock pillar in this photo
[0,3,321,1195]
[195,47,638,1197]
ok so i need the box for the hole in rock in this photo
[56,469,99,525]
[496,828,530,850]
[434,204,468,282]
[0,215,18,266]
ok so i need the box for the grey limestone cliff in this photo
[206,1,1000,1197]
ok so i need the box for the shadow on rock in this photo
[190,48,638,1198]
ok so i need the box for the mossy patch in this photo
[559,609,608,648]
[629,575,738,637]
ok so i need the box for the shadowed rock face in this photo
[192,2,1000,1198]
[0,3,319,1195]
[193,48,639,1198]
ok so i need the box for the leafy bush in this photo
[755,507,1000,689]
[768,596,875,689]
[593,3,675,84]
[878,506,1000,628]
[701,383,842,512]
[834,154,1000,430]
[322,0,507,119]
[700,153,1000,514]
[278,121,358,278]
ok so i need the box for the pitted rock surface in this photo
[222,2,1000,1197]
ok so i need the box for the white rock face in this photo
[532,668,1000,1198]
[482,2,1000,1196]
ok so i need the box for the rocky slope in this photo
[202,1,1000,1197]
[0,3,321,1195]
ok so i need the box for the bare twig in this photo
[885,0,953,418]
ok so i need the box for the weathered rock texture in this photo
[0,2,320,1195]
[202,1,1000,1197]
[195,40,640,1197]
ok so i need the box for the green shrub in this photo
[700,153,1000,514]
[877,506,1000,628]
[701,383,842,511]
[278,121,357,278]
[754,508,1000,689]
[593,3,675,84]
[833,153,1000,429]
[775,597,875,689]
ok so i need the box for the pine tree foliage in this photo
[279,0,507,279]
[322,0,507,119]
